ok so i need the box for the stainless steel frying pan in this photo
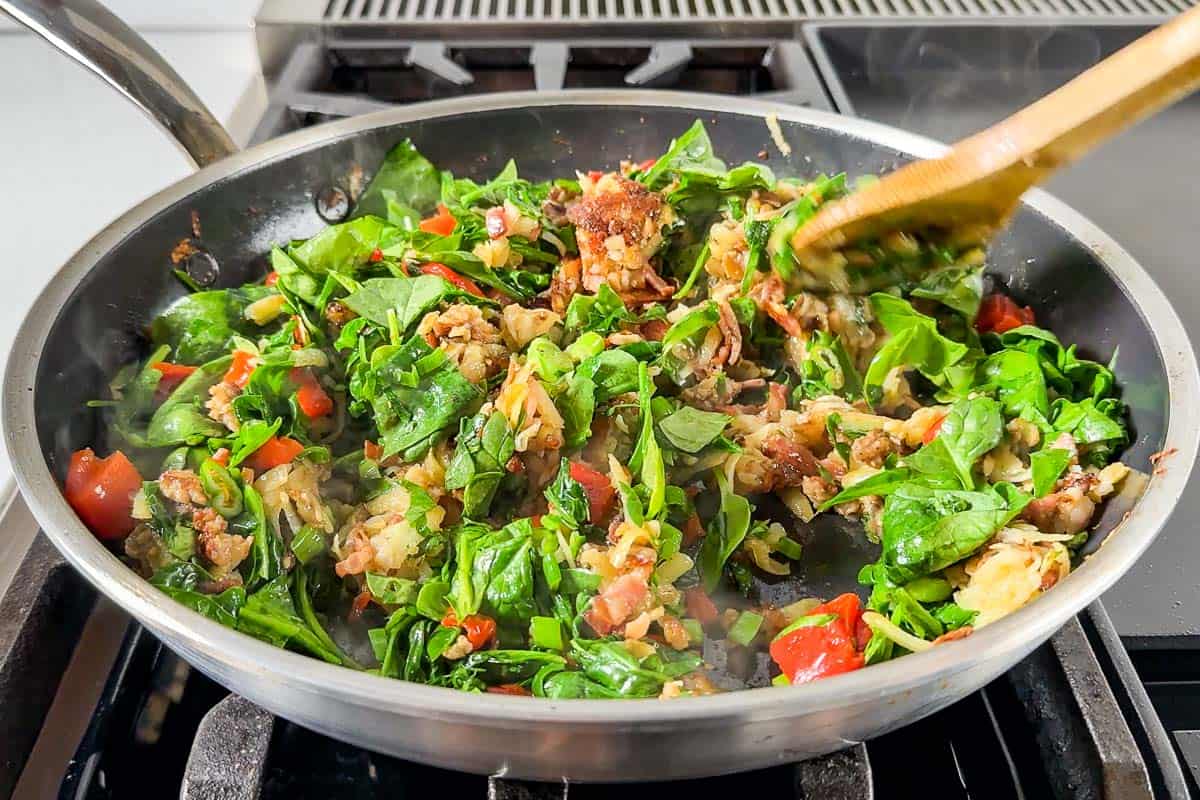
[3,0,1198,782]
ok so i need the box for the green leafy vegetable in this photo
[657,406,731,454]
[342,275,477,331]
[934,397,1003,490]
[881,483,1030,582]
[444,411,516,519]
[544,459,590,526]
[237,574,346,664]
[864,294,977,403]
[144,356,232,447]
[1031,447,1073,497]
[358,334,483,461]
[150,287,277,364]
[353,138,442,219]
[150,562,245,627]
[697,470,752,592]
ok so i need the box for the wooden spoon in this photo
[789,6,1200,284]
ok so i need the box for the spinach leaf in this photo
[145,355,231,447]
[978,349,1051,423]
[794,331,864,403]
[366,572,418,605]
[449,520,536,628]
[910,267,984,321]
[228,418,282,467]
[564,284,635,335]
[818,467,916,509]
[402,245,539,301]
[237,575,345,664]
[559,373,596,450]
[935,397,1003,490]
[933,602,977,630]
[821,426,973,510]
[444,411,515,519]
[342,275,472,330]
[289,215,399,278]
[111,345,170,445]
[150,286,277,364]
[657,406,731,454]
[527,338,574,383]
[294,563,358,668]
[229,362,296,432]
[864,294,977,403]
[454,650,566,685]
[738,217,775,292]
[766,174,846,282]
[640,120,728,190]
[534,668,625,699]
[353,139,442,219]
[361,334,483,461]
[1050,397,1127,466]
[574,349,640,403]
[270,247,323,307]
[697,470,752,592]
[659,302,721,385]
[242,482,284,591]
[628,363,666,517]
[150,562,245,627]
[881,483,1029,582]
[569,639,671,698]
[987,325,1119,403]
[544,459,590,526]
[1031,447,1073,497]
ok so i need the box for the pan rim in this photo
[5,89,1198,727]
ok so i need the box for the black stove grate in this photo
[248,39,834,144]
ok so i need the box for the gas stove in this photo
[4,9,1200,799]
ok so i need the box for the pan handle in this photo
[0,0,239,167]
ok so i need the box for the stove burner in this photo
[250,40,832,144]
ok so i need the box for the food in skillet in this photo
[65,122,1132,697]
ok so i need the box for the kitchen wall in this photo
[0,1,269,494]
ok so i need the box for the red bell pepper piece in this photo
[418,203,457,236]
[810,593,863,636]
[462,614,497,649]
[420,262,484,297]
[222,350,258,388]
[441,611,496,650]
[264,271,279,287]
[245,436,304,474]
[150,361,196,400]
[567,461,615,525]
[770,593,867,685]
[290,368,333,419]
[976,293,1035,334]
[65,448,143,540]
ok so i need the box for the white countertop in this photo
[0,6,268,498]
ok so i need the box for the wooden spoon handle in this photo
[957,5,1200,186]
[790,7,1200,261]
